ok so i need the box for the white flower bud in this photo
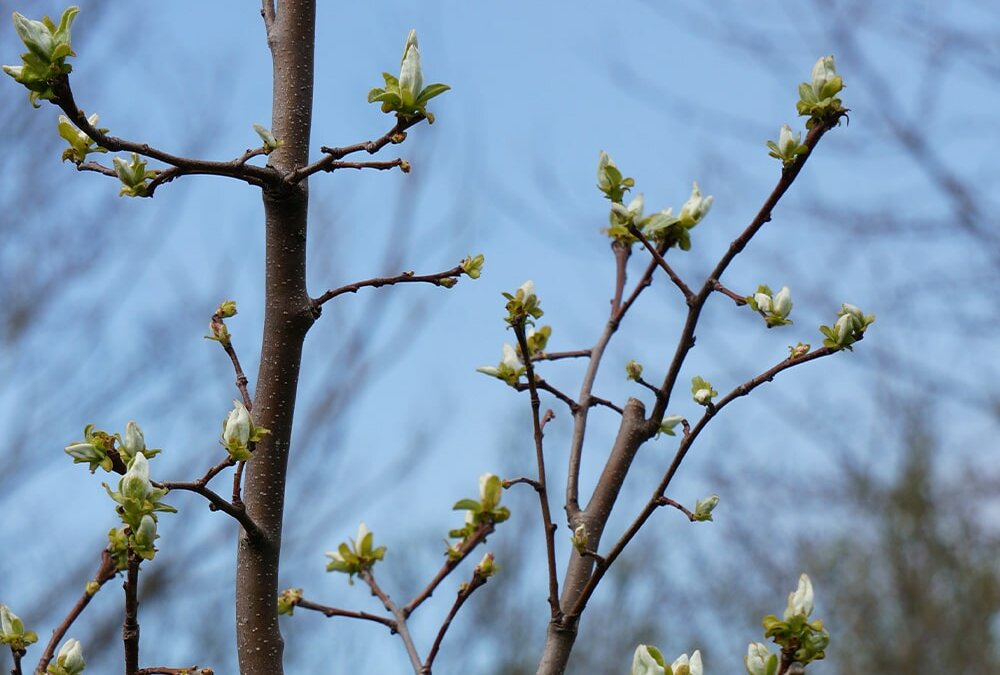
[811,55,838,97]
[224,400,252,449]
[772,287,793,318]
[631,645,666,675]
[56,638,86,674]
[785,573,814,619]
[678,182,713,227]
[122,421,145,460]
[753,292,772,313]
[399,29,423,106]
[121,452,152,501]
[745,642,772,675]
[693,388,713,405]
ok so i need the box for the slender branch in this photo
[208,311,252,409]
[403,523,493,617]
[513,324,562,620]
[609,241,631,316]
[656,496,695,521]
[420,568,491,674]
[232,460,247,506]
[12,649,23,675]
[360,571,422,674]
[75,160,117,178]
[323,158,407,173]
[36,550,118,673]
[629,224,694,303]
[532,349,591,362]
[516,378,579,414]
[136,668,213,675]
[504,476,543,491]
[588,395,623,414]
[158,481,260,538]
[312,265,465,309]
[51,78,278,195]
[290,597,397,632]
[713,281,747,306]
[289,115,426,183]
[568,346,839,619]
[123,551,141,675]
[196,456,236,487]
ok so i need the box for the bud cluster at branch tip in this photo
[325,522,387,584]
[692,494,720,522]
[746,285,794,327]
[630,645,703,675]
[0,604,38,652]
[57,113,107,163]
[447,473,510,559]
[252,124,282,153]
[2,6,78,106]
[761,574,829,667]
[368,29,450,123]
[819,303,874,351]
[691,376,717,406]
[797,55,846,128]
[112,152,156,197]
[50,638,86,675]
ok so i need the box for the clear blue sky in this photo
[1,1,996,672]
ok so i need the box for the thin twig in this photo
[290,597,398,632]
[123,552,141,675]
[402,523,493,617]
[629,224,694,302]
[532,349,591,362]
[136,668,213,675]
[208,311,252,409]
[514,324,562,620]
[588,395,623,414]
[517,378,579,414]
[324,158,407,172]
[289,115,426,183]
[713,281,747,306]
[360,570,422,674]
[196,457,236,487]
[232,460,247,506]
[656,496,695,521]
[312,265,464,309]
[158,481,260,538]
[51,78,277,195]
[420,569,490,674]
[36,550,118,673]
[504,476,543,492]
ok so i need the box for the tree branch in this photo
[123,551,141,675]
[360,570,422,674]
[403,522,493,617]
[36,550,118,674]
[514,324,562,620]
[158,481,260,538]
[420,568,491,674]
[629,224,694,303]
[312,265,465,309]
[289,596,397,632]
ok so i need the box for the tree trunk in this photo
[235,2,316,674]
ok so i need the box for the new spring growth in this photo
[692,494,720,522]
[502,280,543,326]
[474,552,497,579]
[206,300,238,343]
[691,376,718,406]
[596,151,635,204]
[460,254,485,279]
[64,424,116,473]
[221,400,270,461]
[625,360,643,381]
[476,343,524,387]
[58,113,107,163]
[788,342,810,359]
[325,522,387,584]
[252,124,282,153]
[744,642,777,675]
[571,524,588,554]
[2,6,78,107]
[643,182,713,251]
[819,303,874,351]
[276,588,303,616]
[631,647,703,675]
[448,473,511,547]
[112,152,156,197]
[762,574,830,666]
[130,514,158,561]
[103,452,176,532]
[797,55,846,127]
[50,638,85,675]
[117,420,161,464]
[0,604,38,652]
[658,415,684,437]
[746,285,794,327]
[367,29,450,123]
[767,124,809,167]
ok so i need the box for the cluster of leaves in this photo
[1,6,77,106]
[102,453,176,564]
[796,56,846,128]
[746,285,794,328]
[368,29,450,123]
[631,645,702,675]
[598,151,713,250]
[757,575,830,671]
[819,303,875,351]
[57,113,106,163]
[324,522,387,584]
[64,421,161,473]
[447,473,510,559]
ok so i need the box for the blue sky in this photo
[1,1,997,672]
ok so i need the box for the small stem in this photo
[291,597,397,632]
[361,571,422,674]
[532,349,591,362]
[517,378,579,414]
[513,324,562,620]
[609,241,631,317]
[629,224,694,303]
[420,569,490,674]
[312,265,465,309]
[656,496,695,521]
[123,551,141,675]
[36,550,118,673]
[325,158,407,172]
[713,281,747,306]
[158,481,260,538]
